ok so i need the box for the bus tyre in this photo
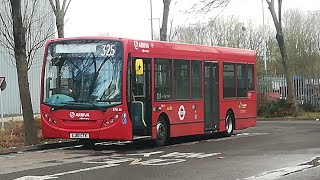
[224,112,234,137]
[154,117,169,146]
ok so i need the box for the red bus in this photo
[40,37,256,146]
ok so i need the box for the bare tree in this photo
[166,0,180,42]
[282,10,320,76]
[0,0,54,145]
[167,20,181,42]
[49,0,71,38]
[266,0,297,114]
[164,0,230,42]
[0,1,54,69]
[189,0,231,14]
[10,0,37,145]
[160,0,171,41]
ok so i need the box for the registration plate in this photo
[70,133,89,139]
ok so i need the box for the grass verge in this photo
[0,117,73,150]
[0,120,26,149]
[259,112,320,120]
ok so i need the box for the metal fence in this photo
[258,75,320,106]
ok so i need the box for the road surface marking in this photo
[13,150,221,179]
[243,157,320,180]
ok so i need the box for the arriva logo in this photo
[69,112,90,119]
[133,41,151,50]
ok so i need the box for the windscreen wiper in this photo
[44,103,67,112]
[94,99,118,103]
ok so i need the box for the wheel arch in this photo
[157,112,170,137]
[226,108,235,129]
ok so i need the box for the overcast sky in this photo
[64,0,320,40]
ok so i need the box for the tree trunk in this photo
[266,0,297,115]
[276,33,295,102]
[160,0,171,41]
[10,0,39,145]
[49,0,71,38]
[56,13,64,38]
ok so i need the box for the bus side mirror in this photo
[135,59,144,75]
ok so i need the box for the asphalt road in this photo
[0,120,319,180]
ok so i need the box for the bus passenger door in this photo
[204,62,220,132]
[131,57,152,136]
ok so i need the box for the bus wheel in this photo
[224,112,234,137]
[154,117,169,146]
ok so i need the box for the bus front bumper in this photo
[41,117,133,141]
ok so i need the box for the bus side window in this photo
[248,64,255,91]
[174,59,190,100]
[191,60,202,99]
[155,58,172,101]
[223,63,236,98]
[237,63,247,98]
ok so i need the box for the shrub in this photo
[258,99,295,118]
[299,103,318,112]
[0,117,42,148]
[0,120,24,148]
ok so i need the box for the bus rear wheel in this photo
[154,117,169,146]
[224,112,234,137]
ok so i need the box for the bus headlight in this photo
[43,113,56,125]
[104,115,118,126]
[48,117,56,124]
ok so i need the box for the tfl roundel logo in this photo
[178,105,186,121]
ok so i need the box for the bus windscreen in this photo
[42,40,123,110]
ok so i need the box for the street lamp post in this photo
[150,0,154,40]
[262,0,267,71]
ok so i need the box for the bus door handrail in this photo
[132,100,147,127]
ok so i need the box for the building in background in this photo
[0,1,55,115]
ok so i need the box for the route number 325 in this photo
[101,44,116,57]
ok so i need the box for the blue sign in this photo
[122,119,127,125]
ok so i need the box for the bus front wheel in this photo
[154,117,169,146]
